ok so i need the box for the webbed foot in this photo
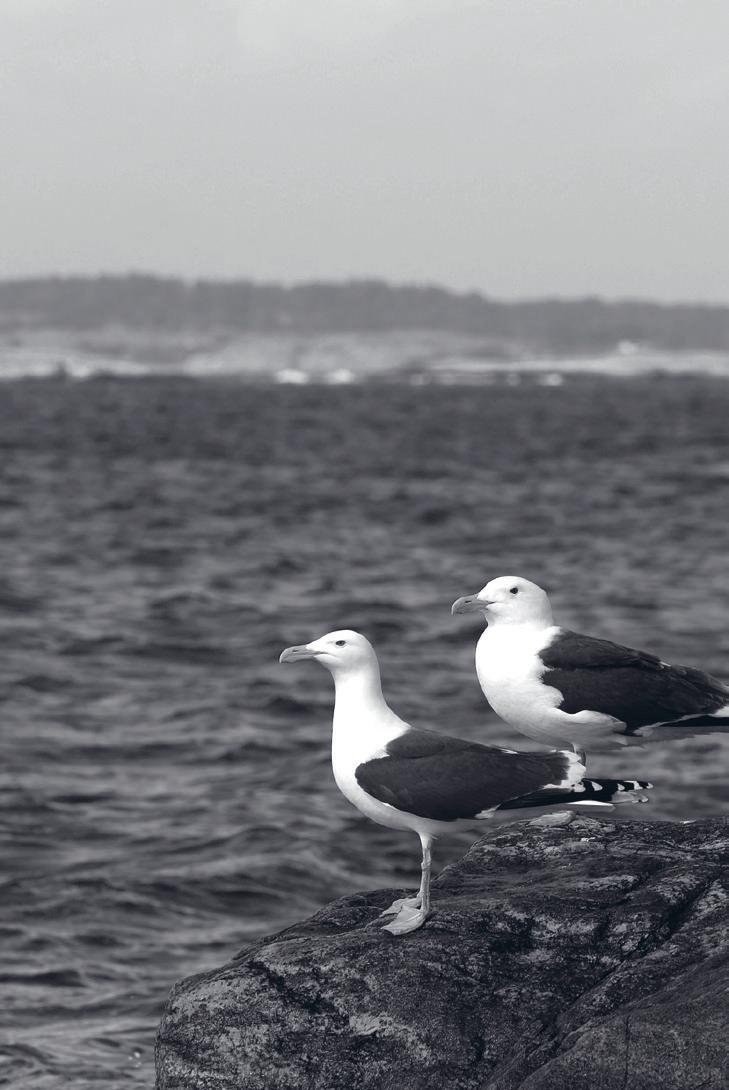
[379,895,422,918]
[382,904,429,935]
[529,811,575,828]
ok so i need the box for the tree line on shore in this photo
[1,274,728,354]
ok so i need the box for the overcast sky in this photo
[2,0,728,300]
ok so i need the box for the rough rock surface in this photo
[156,817,729,1090]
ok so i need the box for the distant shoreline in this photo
[1,351,729,384]
[1,275,729,360]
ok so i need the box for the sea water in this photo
[1,374,728,1087]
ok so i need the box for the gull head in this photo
[451,576,553,626]
[279,629,378,676]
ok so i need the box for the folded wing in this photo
[355,729,574,822]
[541,631,729,734]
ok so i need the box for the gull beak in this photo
[279,644,320,664]
[451,594,489,615]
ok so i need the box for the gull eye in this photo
[335,639,346,646]
[509,587,519,595]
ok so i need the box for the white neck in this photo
[330,663,404,754]
[485,606,554,630]
[332,664,388,721]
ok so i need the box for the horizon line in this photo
[0,272,728,311]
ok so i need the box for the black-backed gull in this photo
[280,629,652,935]
[452,576,729,751]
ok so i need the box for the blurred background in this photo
[1,3,729,1088]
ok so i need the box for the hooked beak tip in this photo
[451,595,485,616]
[279,645,316,664]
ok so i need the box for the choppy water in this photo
[1,374,729,1088]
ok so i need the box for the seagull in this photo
[452,575,729,751]
[279,629,652,935]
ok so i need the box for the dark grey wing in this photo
[354,729,572,822]
[541,630,729,732]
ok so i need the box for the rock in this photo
[156,817,729,1090]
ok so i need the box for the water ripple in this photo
[1,376,729,1087]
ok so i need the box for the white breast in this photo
[331,710,416,832]
[475,624,564,743]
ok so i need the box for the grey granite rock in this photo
[156,817,729,1090]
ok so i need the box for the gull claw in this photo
[529,811,575,828]
[382,904,429,935]
[379,895,421,918]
